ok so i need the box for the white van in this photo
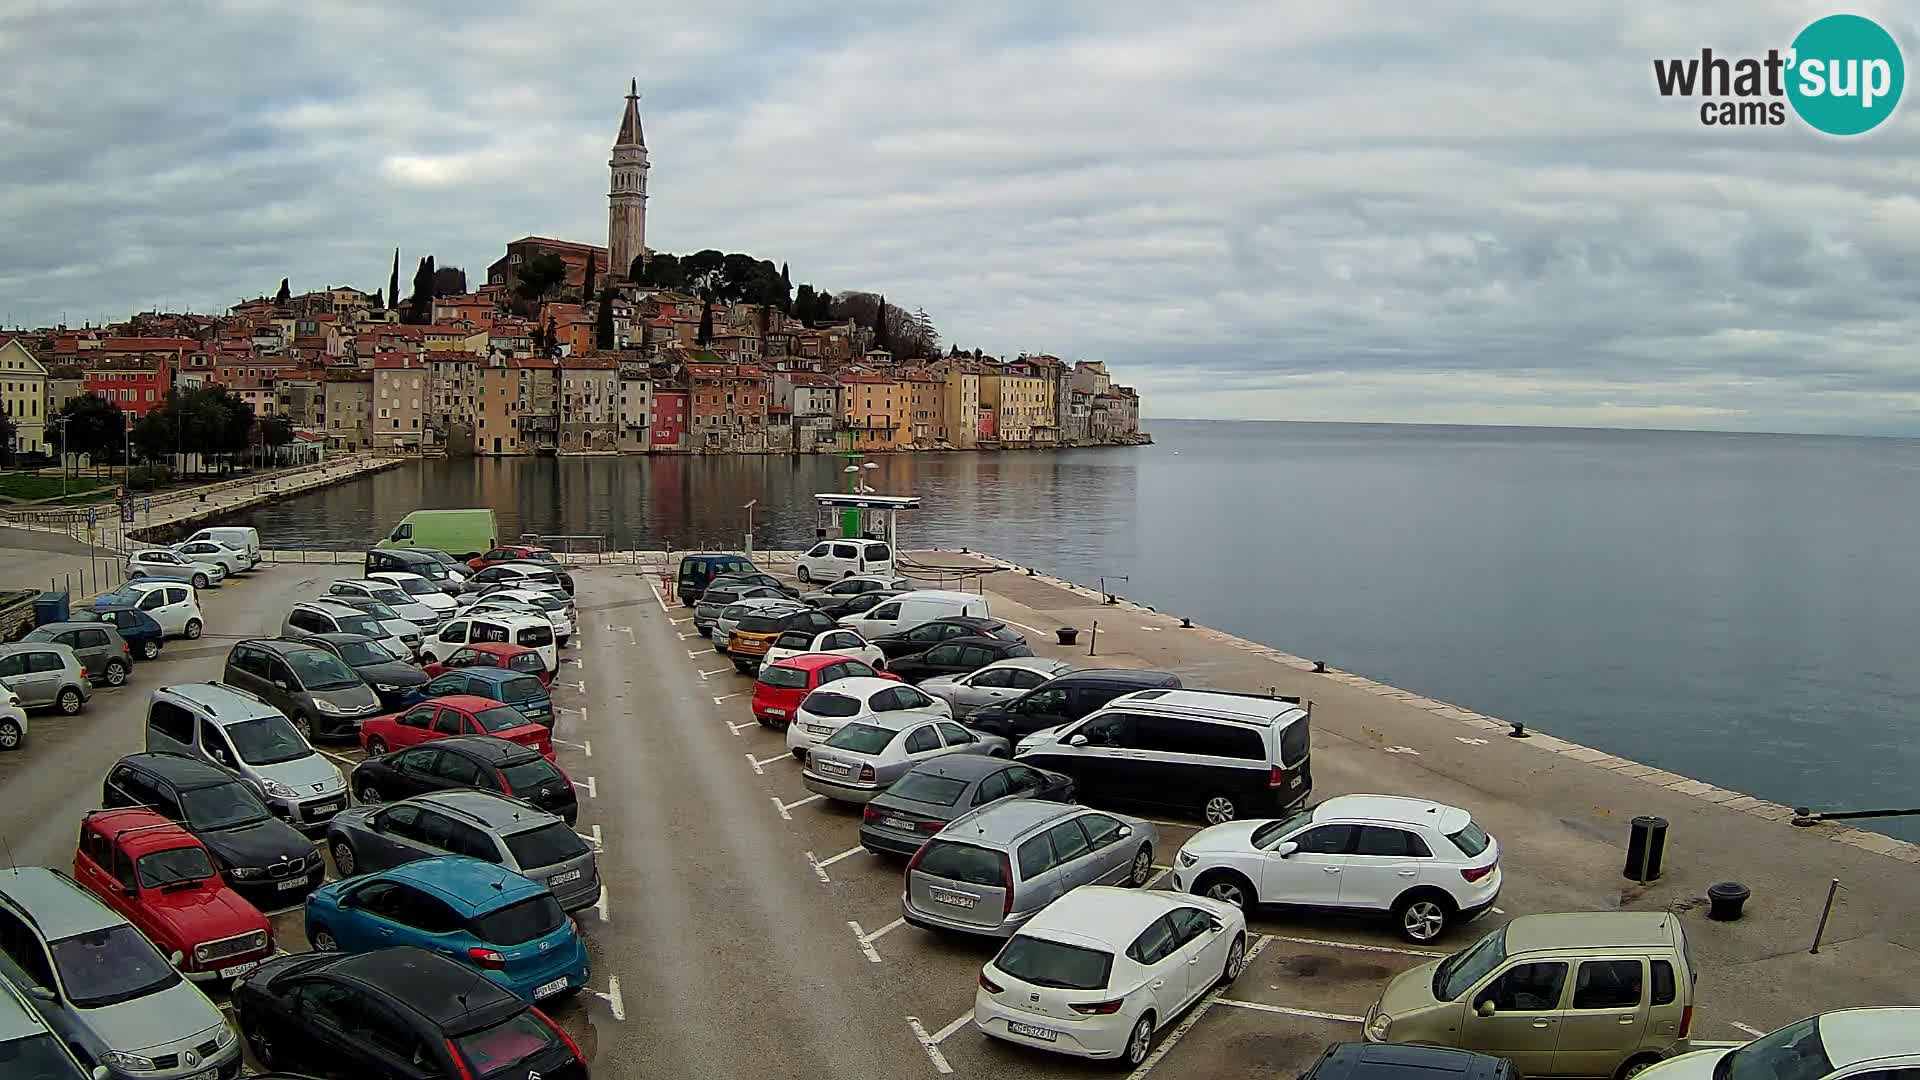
[185,526,262,569]
[836,589,988,637]
[797,539,894,583]
[422,610,558,672]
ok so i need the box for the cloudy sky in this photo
[3,1,1918,434]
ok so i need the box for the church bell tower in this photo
[608,79,649,282]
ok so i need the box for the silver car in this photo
[0,866,240,1080]
[144,682,349,833]
[324,789,602,913]
[0,643,91,715]
[919,657,1075,718]
[712,596,803,654]
[802,711,1009,804]
[693,584,787,638]
[901,799,1159,938]
[324,579,444,633]
[282,599,415,659]
[22,622,133,688]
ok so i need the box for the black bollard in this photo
[1624,816,1669,883]
[1056,627,1078,646]
[1706,881,1750,921]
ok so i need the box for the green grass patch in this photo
[0,472,115,501]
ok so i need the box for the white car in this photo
[367,570,458,614]
[784,676,950,758]
[1639,1008,1919,1080]
[795,538,894,584]
[1172,794,1500,943]
[975,886,1246,1068]
[284,599,416,660]
[171,539,249,577]
[0,687,26,749]
[475,588,576,643]
[920,657,1075,718]
[126,548,225,589]
[325,578,444,632]
[761,626,886,670]
[111,581,204,639]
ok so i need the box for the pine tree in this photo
[275,278,290,304]
[388,248,400,309]
[583,252,597,303]
[697,293,713,346]
[595,289,615,350]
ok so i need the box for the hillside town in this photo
[0,82,1146,460]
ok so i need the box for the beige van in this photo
[1364,912,1695,1079]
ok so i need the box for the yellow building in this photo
[0,338,50,454]
[476,357,526,456]
[424,324,490,353]
[933,364,980,449]
[840,374,911,450]
[980,369,1050,445]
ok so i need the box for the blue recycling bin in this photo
[33,591,69,627]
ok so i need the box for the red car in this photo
[72,808,273,983]
[422,641,554,687]
[360,693,555,761]
[467,544,559,573]
[753,653,898,729]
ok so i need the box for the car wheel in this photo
[1122,1014,1155,1069]
[291,712,314,740]
[1394,891,1452,943]
[1196,871,1254,911]
[357,784,383,804]
[1202,793,1240,825]
[1618,1056,1664,1080]
[56,688,82,715]
[366,736,388,755]
[248,1028,278,1069]
[696,627,711,638]
[331,841,357,876]
[0,719,21,750]
[796,566,812,583]
[1127,843,1154,887]
[184,618,203,640]
[192,573,209,589]
[1219,932,1247,986]
[103,660,128,686]
[310,927,339,952]
[140,640,160,660]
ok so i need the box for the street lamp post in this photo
[742,499,757,558]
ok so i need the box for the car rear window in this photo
[508,653,545,674]
[1448,822,1491,857]
[824,723,894,754]
[888,771,969,806]
[504,822,589,867]
[474,707,531,733]
[803,691,860,718]
[702,588,740,605]
[500,759,563,794]
[1279,716,1310,764]
[497,676,547,705]
[516,625,553,649]
[455,1011,561,1078]
[737,615,784,634]
[470,894,566,946]
[994,935,1112,991]
[759,665,810,690]
[915,840,1006,886]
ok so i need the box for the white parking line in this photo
[590,975,626,1020]
[1264,935,1443,958]
[1492,906,1506,915]
[1144,867,1172,890]
[864,916,906,943]
[818,846,866,868]
[591,824,603,849]
[669,617,691,625]
[745,753,766,775]
[317,748,360,767]
[554,737,592,756]
[573,776,597,799]
[594,888,610,924]
[1000,618,1049,637]
[712,692,747,704]
[771,793,822,819]
[1732,1022,1766,1037]
[754,752,789,768]
[567,679,587,693]
[565,657,584,668]
[726,720,756,737]
[847,920,884,963]
[679,632,697,640]
[688,649,706,659]
[699,667,733,678]
[906,1015,958,1075]
[1127,934,1274,1079]
[1215,998,1364,1023]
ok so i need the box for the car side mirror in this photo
[1116,824,1133,839]
[168,949,185,967]
[1067,734,1088,747]
[93,1066,111,1080]
[1476,1000,1497,1018]
[25,985,53,1002]
[1276,841,1300,858]
[1209,916,1224,933]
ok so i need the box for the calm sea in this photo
[234,420,1920,841]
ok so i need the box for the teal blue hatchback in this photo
[303,856,589,1003]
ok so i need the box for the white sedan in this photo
[172,539,249,577]
[127,548,225,588]
[1639,1008,1919,1080]
[919,657,1074,718]
[975,886,1246,1068]
[762,627,885,670]
[783,676,950,758]
[367,570,458,614]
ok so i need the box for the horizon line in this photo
[1137,416,1920,441]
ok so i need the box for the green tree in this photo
[815,290,834,322]
[779,263,792,313]
[431,265,467,296]
[389,248,400,310]
[275,278,290,304]
[697,293,713,346]
[406,258,431,323]
[0,411,16,465]
[683,250,725,290]
[372,287,384,308]
[129,406,176,464]
[516,254,568,304]
[582,251,596,303]
[259,417,293,464]
[544,314,559,357]
[794,283,816,323]
[596,289,616,350]
[59,394,128,473]
[871,294,890,352]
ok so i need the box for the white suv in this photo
[1171,794,1500,943]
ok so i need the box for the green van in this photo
[377,509,499,560]
[676,552,759,606]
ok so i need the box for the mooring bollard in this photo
[1624,816,1669,883]
[1313,660,1328,673]
[1508,720,1530,738]
[1056,627,1078,646]
[1087,620,1099,656]
[1707,881,1750,921]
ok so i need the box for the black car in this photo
[859,755,1076,856]
[351,735,578,824]
[870,616,1027,660]
[811,588,908,620]
[1300,1043,1517,1080]
[885,635,1035,683]
[964,668,1184,741]
[708,571,801,599]
[101,752,326,908]
[234,947,588,1080]
[300,632,430,708]
[364,547,462,595]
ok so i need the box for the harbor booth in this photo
[814,493,919,549]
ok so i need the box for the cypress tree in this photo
[697,293,713,346]
[275,278,290,303]
[872,294,890,351]
[373,288,383,308]
[582,252,597,303]
[423,256,437,301]
[388,248,400,309]
[779,262,792,314]
[596,289,615,350]
[545,314,558,356]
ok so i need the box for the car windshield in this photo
[455,1011,560,1078]
[721,604,749,620]
[759,665,810,690]
[523,551,558,563]
[49,925,182,1008]
[287,649,363,691]
[1435,926,1507,1001]
[136,846,216,888]
[0,1031,79,1079]
[773,632,813,651]
[225,715,312,765]
[471,895,566,946]
[180,781,271,830]
[994,935,1113,990]
[336,639,401,666]
[1449,822,1492,857]
[504,822,588,867]
[824,723,895,754]
[413,562,451,580]
[1717,1018,1832,1080]
[388,576,436,596]
[888,771,969,806]
[334,613,387,638]
[473,706,530,733]
[500,759,563,795]
[803,692,860,718]
[369,587,411,606]
[1251,808,1318,848]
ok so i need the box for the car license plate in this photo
[219,960,259,979]
[309,799,342,817]
[818,761,849,775]
[806,724,831,735]
[883,816,915,830]
[929,887,976,909]
[276,877,305,891]
[1289,774,1304,788]
[764,707,786,717]
[185,1068,218,1080]
[1007,1021,1058,1042]
[549,869,582,886]
[534,977,569,999]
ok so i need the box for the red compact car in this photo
[72,808,273,983]
[752,653,898,729]
[422,642,553,686]
[359,694,555,761]
[466,544,559,573]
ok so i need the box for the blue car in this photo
[68,604,166,660]
[412,667,553,727]
[302,856,589,1003]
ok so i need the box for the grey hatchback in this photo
[323,789,602,913]
[22,623,133,688]
[901,799,1159,938]
[0,643,91,715]
[802,712,1009,804]
[221,639,381,741]
[860,755,1077,856]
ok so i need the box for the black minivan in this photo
[963,668,1182,741]
[676,552,760,606]
[365,547,462,595]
